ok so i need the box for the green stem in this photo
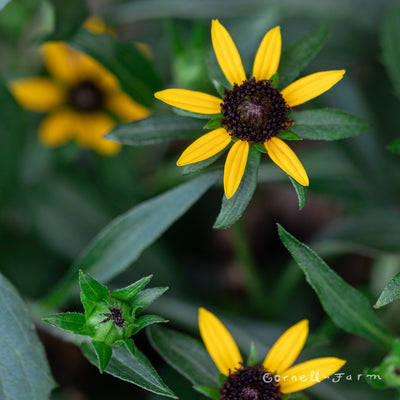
[232,219,264,314]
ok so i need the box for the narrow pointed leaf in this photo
[278,224,395,347]
[92,341,113,373]
[0,274,56,399]
[375,271,400,308]
[247,342,259,367]
[288,176,307,210]
[131,315,168,335]
[106,115,204,145]
[290,109,369,140]
[318,210,400,254]
[37,0,89,42]
[214,147,260,229]
[148,325,220,387]
[42,312,86,334]
[67,29,161,108]
[119,338,136,356]
[133,287,169,311]
[42,172,219,308]
[81,342,176,398]
[204,115,223,129]
[193,385,220,399]
[181,150,225,175]
[79,270,109,302]
[111,275,152,302]
[279,26,330,89]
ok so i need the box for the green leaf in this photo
[131,315,168,335]
[39,0,89,41]
[79,270,109,302]
[42,172,219,308]
[181,150,224,175]
[0,274,56,399]
[81,342,176,398]
[375,271,400,309]
[290,109,369,140]
[106,115,204,145]
[204,115,223,129]
[381,6,400,101]
[278,130,302,140]
[247,342,259,366]
[42,312,87,334]
[174,107,218,120]
[270,72,279,88]
[67,29,161,108]
[133,287,169,312]
[288,176,307,210]
[213,147,260,229]
[193,385,220,399]
[388,138,400,155]
[117,338,136,356]
[318,210,400,254]
[92,341,113,373]
[111,275,152,302]
[279,25,330,88]
[278,224,395,347]
[148,325,220,387]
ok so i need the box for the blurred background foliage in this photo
[2,0,400,399]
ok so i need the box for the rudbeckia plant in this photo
[155,20,346,199]
[198,308,345,399]
[11,42,150,155]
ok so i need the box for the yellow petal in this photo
[199,308,243,376]
[41,42,81,85]
[106,92,151,122]
[224,140,249,199]
[263,320,309,375]
[41,42,119,92]
[10,77,65,112]
[252,26,281,81]
[279,357,346,394]
[75,112,121,156]
[177,128,231,166]
[211,19,246,86]
[264,137,309,186]
[281,70,345,107]
[154,89,222,114]
[39,109,77,146]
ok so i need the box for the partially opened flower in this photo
[199,308,345,398]
[11,42,150,155]
[155,20,345,198]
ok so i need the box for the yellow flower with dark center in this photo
[199,308,346,399]
[155,20,345,198]
[11,42,150,155]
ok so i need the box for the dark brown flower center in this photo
[220,364,281,400]
[220,78,293,144]
[68,80,104,112]
[102,307,125,328]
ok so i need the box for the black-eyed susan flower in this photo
[155,20,345,199]
[199,308,345,398]
[11,42,150,155]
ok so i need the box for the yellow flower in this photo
[10,42,150,155]
[199,308,345,398]
[155,20,345,198]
